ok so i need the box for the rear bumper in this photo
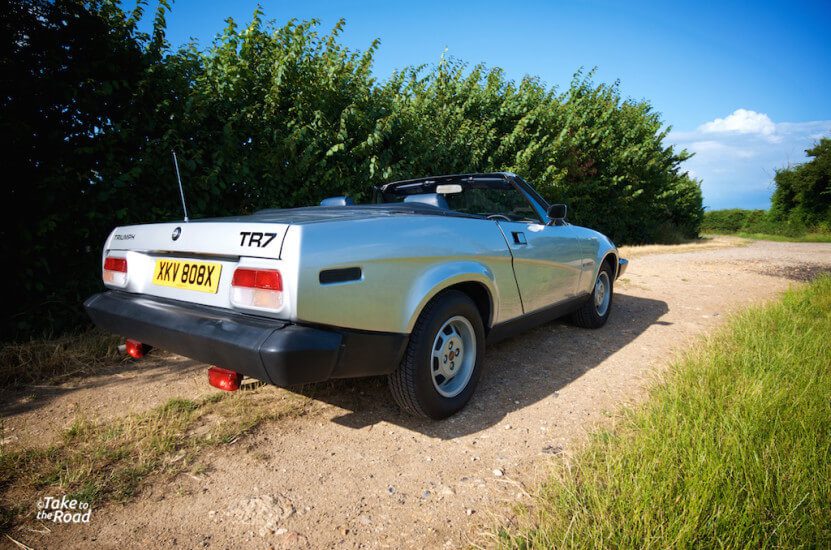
[84,291,408,386]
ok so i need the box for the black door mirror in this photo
[547,203,567,220]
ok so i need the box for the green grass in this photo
[0,328,125,387]
[702,230,831,243]
[0,388,310,534]
[732,231,831,243]
[500,276,831,548]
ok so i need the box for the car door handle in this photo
[512,231,527,245]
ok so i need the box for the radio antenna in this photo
[172,150,189,222]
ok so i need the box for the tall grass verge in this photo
[500,276,831,548]
[0,329,124,387]
[732,232,831,243]
[0,388,311,534]
[618,236,749,260]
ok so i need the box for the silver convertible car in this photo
[86,172,627,419]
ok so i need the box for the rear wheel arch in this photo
[404,266,498,333]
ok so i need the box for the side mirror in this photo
[547,203,567,220]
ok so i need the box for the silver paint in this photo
[100,182,623,334]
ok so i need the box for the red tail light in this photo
[104,257,127,272]
[125,339,146,359]
[208,366,242,391]
[231,268,282,290]
[103,255,128,287]
[230,268,283,310]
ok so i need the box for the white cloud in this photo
[668,110,831,209]
[687,140,756,159]
[699,108,776,138]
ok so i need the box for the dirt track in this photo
[3,237,831,549]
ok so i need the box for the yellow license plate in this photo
[152,259,222,294]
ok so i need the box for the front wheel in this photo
[388,290,485,419]
[571,262,614,328]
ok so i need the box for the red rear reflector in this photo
[232,268,282,290]
[208,366,242,391]
[104,257,127,272]
[125,339,145,359]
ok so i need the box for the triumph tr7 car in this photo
[85,173,627,419]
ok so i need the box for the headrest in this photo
[319,196,355,207]
[403,193,449,209]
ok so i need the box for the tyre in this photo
[571,261,614,328]
[388,290,485,419]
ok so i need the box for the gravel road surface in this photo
[3,238,831,549]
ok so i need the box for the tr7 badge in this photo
[239,231,278,248]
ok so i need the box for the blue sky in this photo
[141,0,831,210]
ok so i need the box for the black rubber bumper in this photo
[84,291,408,386]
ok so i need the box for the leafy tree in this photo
[770,138,831,230]
[1,0,171,337]
[2,2,704,340]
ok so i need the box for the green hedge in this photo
[701,209,761,233]
[2,1,703,339]
[702,209,816,238]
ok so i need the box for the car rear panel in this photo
[102,221,291,316]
